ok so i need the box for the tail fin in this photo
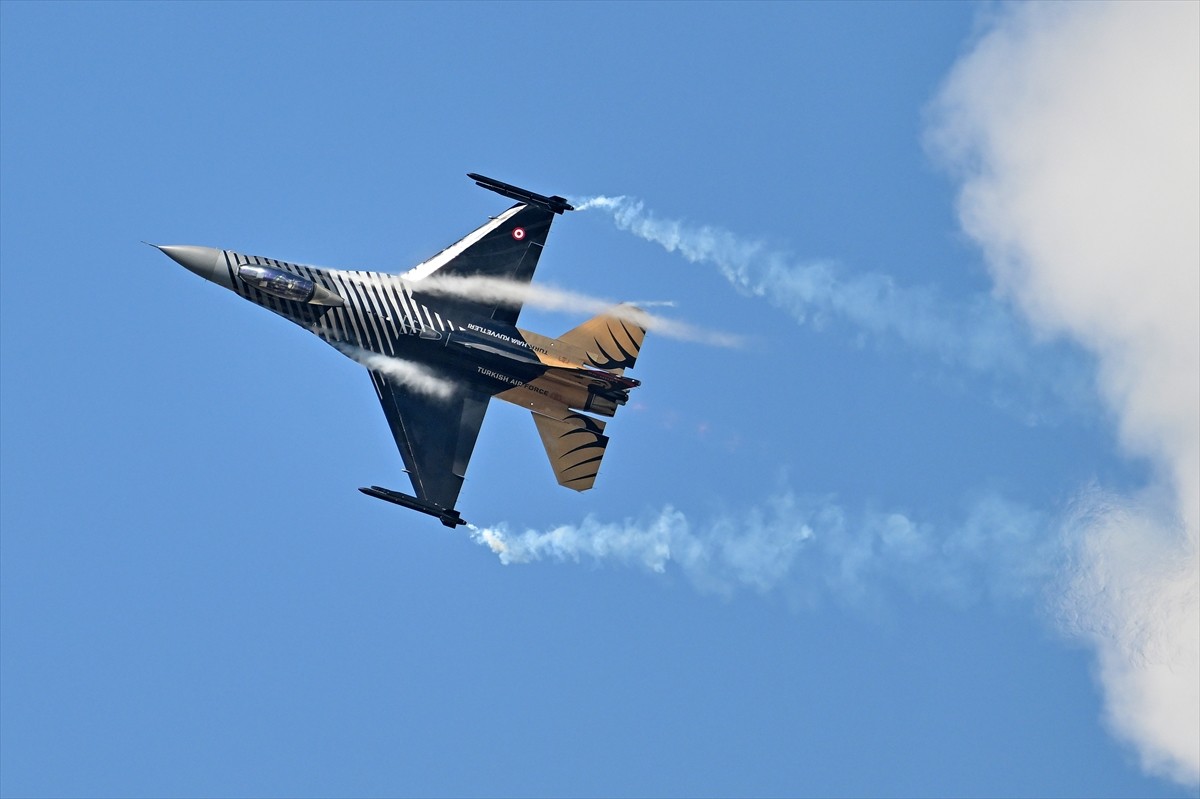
[557,304,647,374]
[532,411,609,491]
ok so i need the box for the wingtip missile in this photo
[467,173,574,214]
[359,485,467,528]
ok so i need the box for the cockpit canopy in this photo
[237,264,343,307]
[239,264,315,302]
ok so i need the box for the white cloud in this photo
[929,1,1199,786]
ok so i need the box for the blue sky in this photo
[2,2,1197,798]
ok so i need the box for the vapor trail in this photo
[333,343,456,400]
[573,196,1090,415]
[410,274,742,347]
[470,491,1055,606]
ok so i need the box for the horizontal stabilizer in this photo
[468,173,574,215]
[532,412,609,492]
[558,305,647,373]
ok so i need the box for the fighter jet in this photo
[154,174,646,528]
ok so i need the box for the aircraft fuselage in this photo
[155,243,637,418]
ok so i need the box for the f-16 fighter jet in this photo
[154,175,646,529]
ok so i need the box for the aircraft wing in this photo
[402,203,556,326]
[402,175,570,326]
[368,370,490,514]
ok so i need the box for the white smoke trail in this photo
[333,343,456,400]
[929,1,1199,787]
[470,491,1056,607]
[410,274,742,347]
[572,197,1090,414]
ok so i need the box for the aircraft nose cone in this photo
[155,244,223,282]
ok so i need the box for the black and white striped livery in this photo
[154,174,646,528]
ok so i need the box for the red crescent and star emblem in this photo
[511,227,526,241]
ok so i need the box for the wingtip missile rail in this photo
[467,173,575,215]
[359,485,467,528]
